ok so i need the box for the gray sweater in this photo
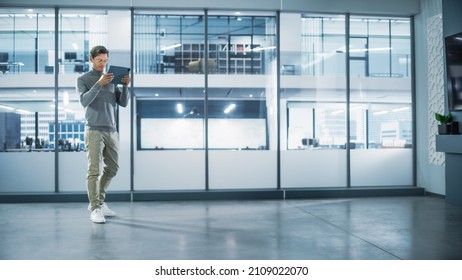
[76,68,130,132]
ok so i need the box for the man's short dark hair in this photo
[90,45,109,59]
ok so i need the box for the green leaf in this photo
[435,112,453,124]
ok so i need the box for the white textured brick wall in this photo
[427,14,445,166]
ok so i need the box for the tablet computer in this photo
[107,65,130,85]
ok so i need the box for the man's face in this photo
[90,53,108,72]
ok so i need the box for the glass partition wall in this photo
[207,12,278,189]
[0,8,56,192]
[348,16,413,186]
[133,11,278,190]
[280,13,413,188]
[0,7,414,195]
[280,14,348,188]
[134,11,207,190]
[57,9,132,192]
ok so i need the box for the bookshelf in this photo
[172,43,262,74]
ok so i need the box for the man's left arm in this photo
[116,75,131,107]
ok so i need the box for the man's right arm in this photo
[77,77,102,108]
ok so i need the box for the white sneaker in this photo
[100,202,116,217]
[90,208,106,223]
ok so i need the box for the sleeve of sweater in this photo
[76,76,102,108]
[117,85,130,108]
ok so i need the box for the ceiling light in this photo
[224,104,236,114]
[336,47,393,53]
[189,107,199,115]
[392,106,409,112]
[161,43,182,51]
[63,91,69,106]
[176,103,183,114]
[350,105,363,111]
[373,110,389,115]
[252,46,276,52]
[17,109,32,114]
[0,105,15,110]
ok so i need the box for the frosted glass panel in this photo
[135,150,205,190]
[208,119,266,149]
[0,153,54,192]
[209,150,277,189]
[59,153,87,192]
[351,149,412,186]
[281,150,347,188]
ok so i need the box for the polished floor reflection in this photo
[0,196,461,260]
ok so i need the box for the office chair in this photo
[44,66,54,74]
[74,64,84,73]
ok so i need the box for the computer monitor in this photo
[0,52,9,73]
[64,52,77,61]
[0,52,8,62]
[163,55,175,63]
[74,64,84,73]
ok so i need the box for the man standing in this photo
[76,45,131,223]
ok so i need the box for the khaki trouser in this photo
[85,130,119,211]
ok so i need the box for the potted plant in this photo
[435,112,453,134]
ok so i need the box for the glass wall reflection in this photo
[349,16,413,187]
[0,8,56,192]
[281,14,348,188]
[207,11,278,189]
[56,9,132,192]
[134,11,207,190]
[0,7,414,194]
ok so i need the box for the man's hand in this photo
[98,72,114,86]
[121,75,131,86]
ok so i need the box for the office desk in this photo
[436,135,462,207]
[0,62,25,73]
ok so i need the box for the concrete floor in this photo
[1,196,461,260]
